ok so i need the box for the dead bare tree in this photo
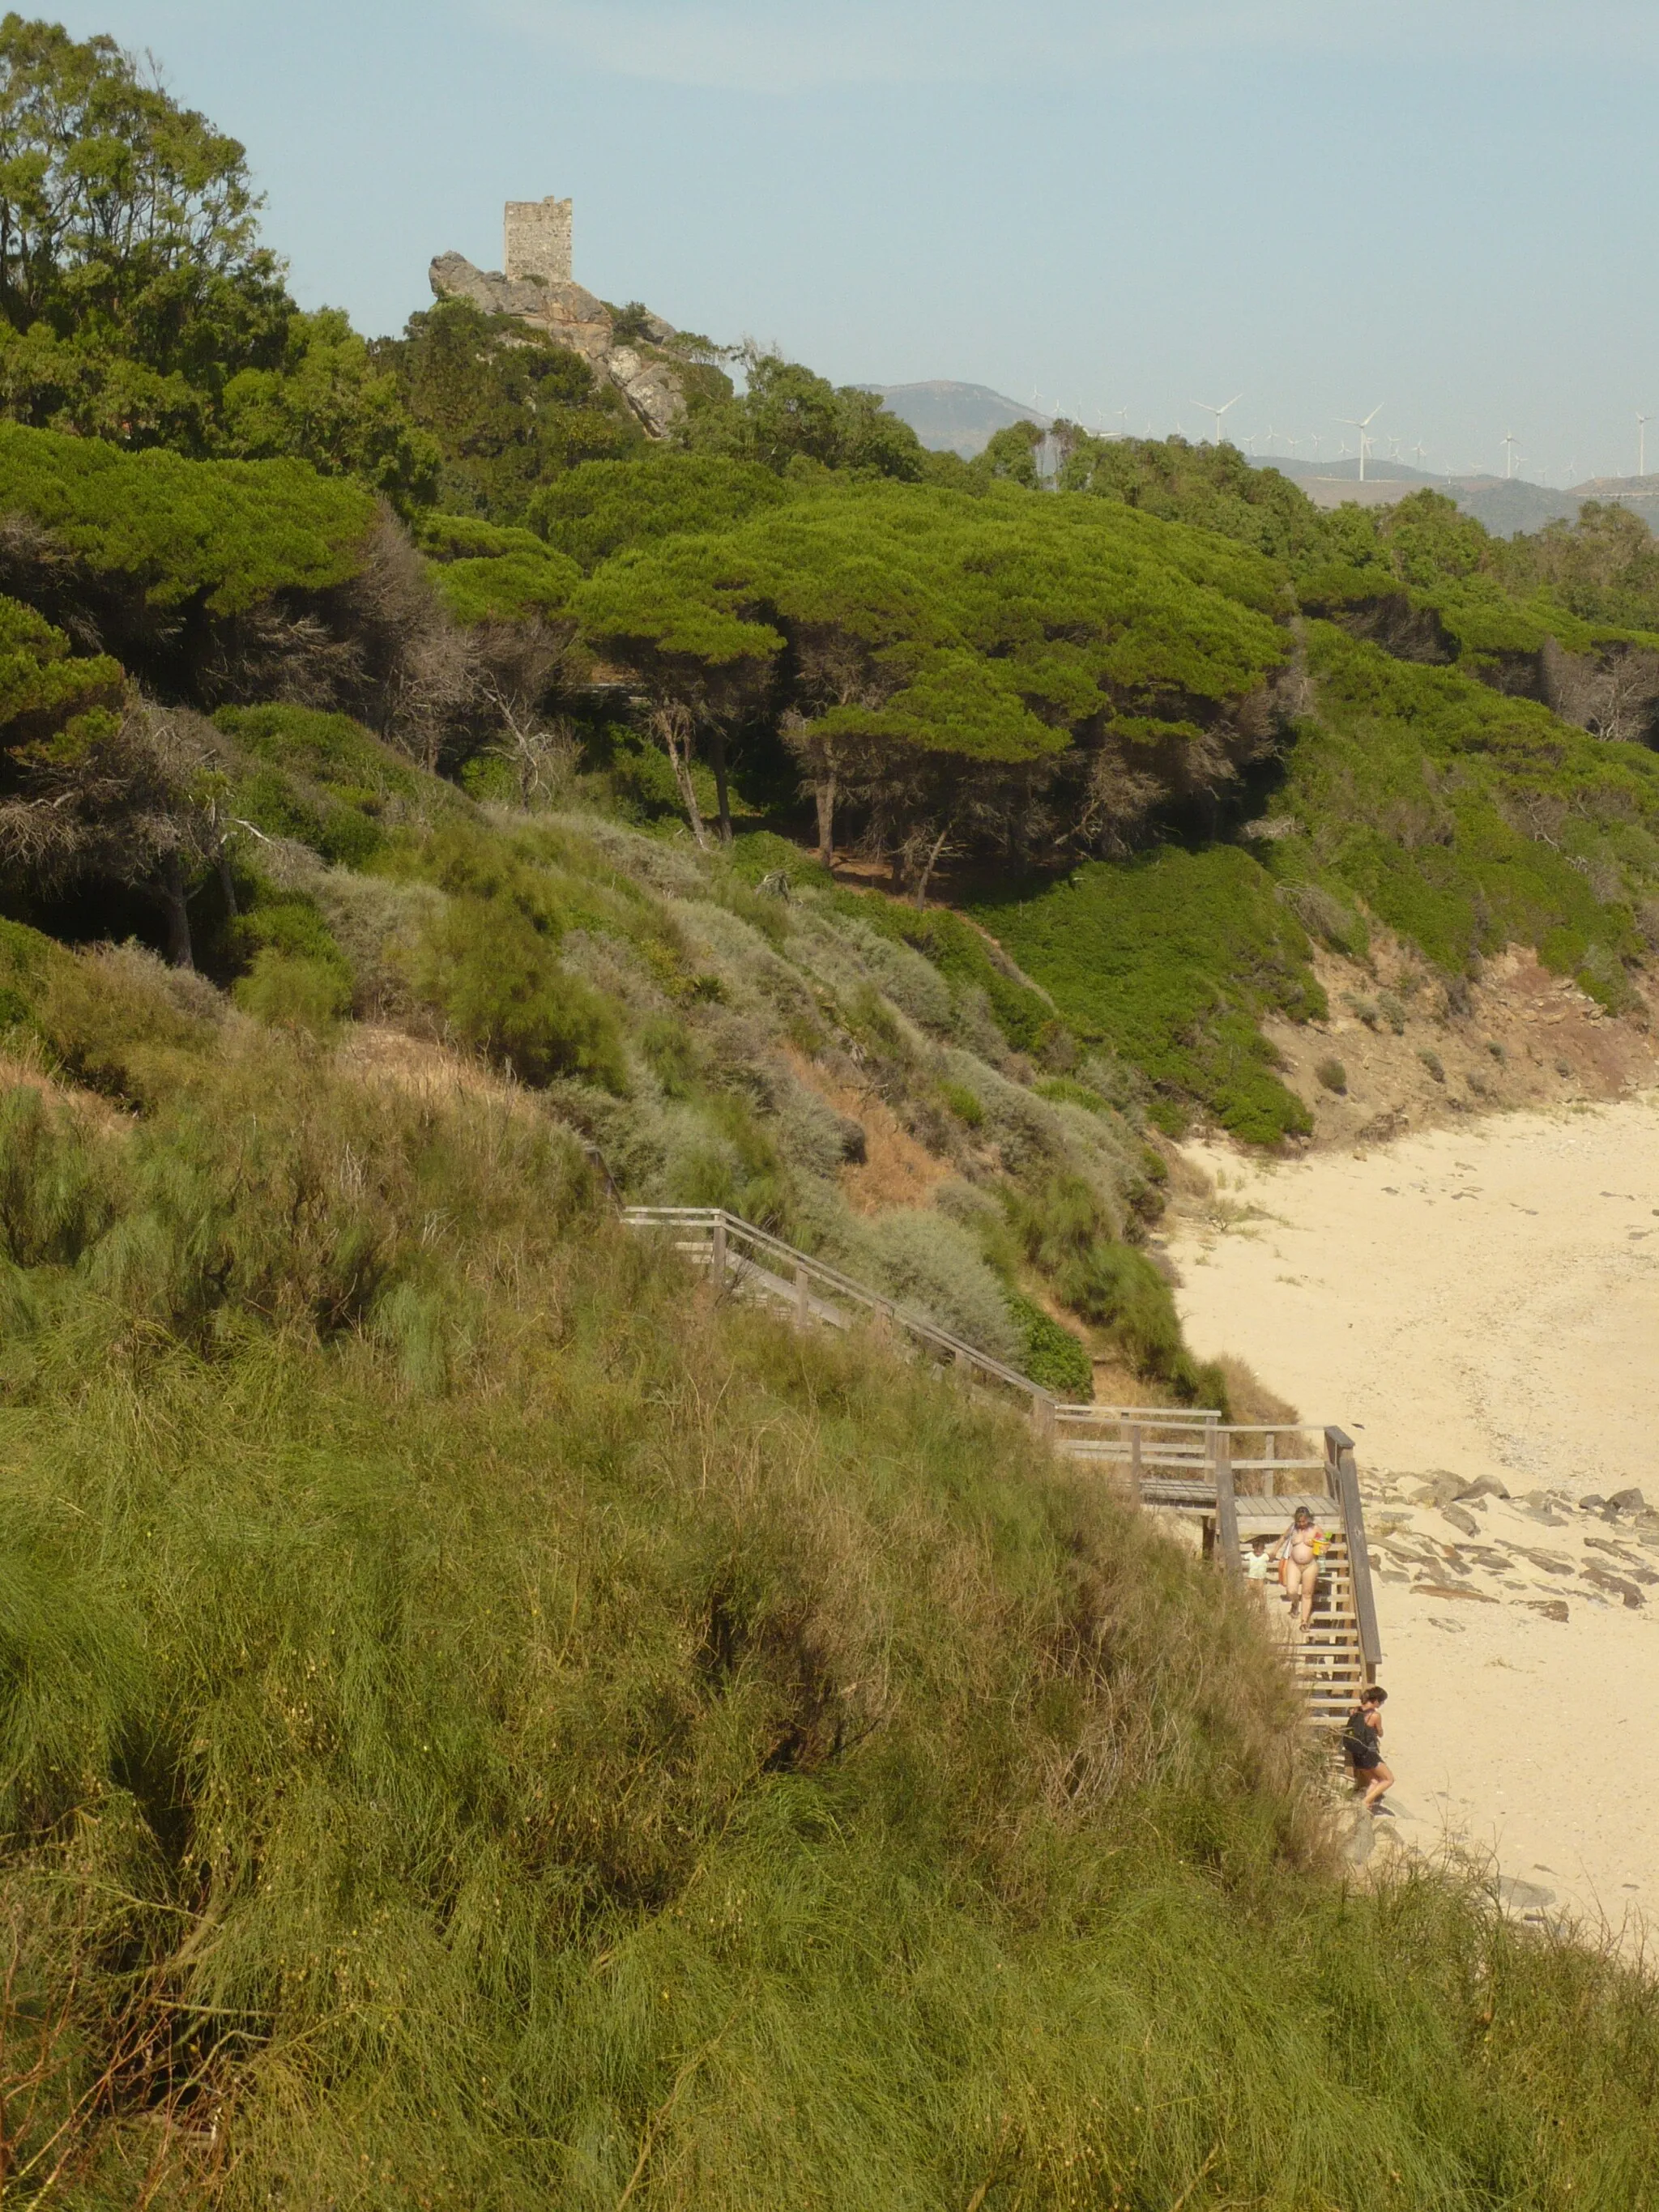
[0,701,221,965]
[1542,636,1659,746]
[482,679,580,809]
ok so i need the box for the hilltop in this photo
[855,379,1055,458]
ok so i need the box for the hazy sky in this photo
[52,1,1659,483]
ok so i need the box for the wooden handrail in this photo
[1327,1426,1382,1681]
[621,1206,1380,1693]
[622,1206,1060,1426]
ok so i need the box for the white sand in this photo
[1167,1096,1659,1934]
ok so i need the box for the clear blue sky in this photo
[52,1,1659,484]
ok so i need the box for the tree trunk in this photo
[814,774,836,867]
[659,711,710,850]
[159,853,194,969]
[707,725,734,847]
[217,845,239,918]
[912,824,952,909]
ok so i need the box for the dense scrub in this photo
[0,758,1175,1401]
[3,1017,1659,2206]
[973,850,1324,1142]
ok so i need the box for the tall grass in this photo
[3,1031,1659,2206]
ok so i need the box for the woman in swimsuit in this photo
[1343,1685,1393,1812]
[1277,1504,1325,1629]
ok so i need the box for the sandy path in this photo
[1167,1096,1659,1935]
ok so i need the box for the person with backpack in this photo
[1344,1684,1393,1813]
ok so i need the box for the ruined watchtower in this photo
[504,195,573,284]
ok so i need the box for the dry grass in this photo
[5,1004,1659,2206]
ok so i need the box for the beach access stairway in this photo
[621,1207,1381,1722]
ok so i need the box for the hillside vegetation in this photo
[6,988,1659,2207]
[3,19,1659,2200]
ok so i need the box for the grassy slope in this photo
[970,848,1324,1144]
[4,1001,1659,2206]
[6,688,1209,1400]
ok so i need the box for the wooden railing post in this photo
[1129,1421,1143,1489]
[794,1264,810,1329]
[1213,1426,1241,1576]
[710,1213,727,1285]
[1031,1392,1056,1443]
[1327,1426,1383,1681]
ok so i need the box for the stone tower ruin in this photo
[504,195,573,284]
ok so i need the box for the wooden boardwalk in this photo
[621,1207,1381,1721]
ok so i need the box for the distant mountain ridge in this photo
[860,386,1659,538]
[1247,456,1659,538]
[859,380,1051,458]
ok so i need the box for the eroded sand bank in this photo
[1167,1096,1659,1933]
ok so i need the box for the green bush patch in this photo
[973,849,1320,1144]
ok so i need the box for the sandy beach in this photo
[1167,1094,1659,1936]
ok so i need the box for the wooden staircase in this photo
[1234,1506,1370,1724]
[621,1206,1381,1721]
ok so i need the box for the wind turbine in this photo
[1192,393,1243,445]
[1639,412,1650,479]
[1502,428,1520,479]
[1412,441,1428,467]
[1338,403,1384,483]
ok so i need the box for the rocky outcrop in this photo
[429,252,686,438]
[601,344,687,441]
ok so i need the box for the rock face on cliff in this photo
[429,252,686,438]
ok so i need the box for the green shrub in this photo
[836,887,1062,1055]
[234,948,352,1037]
[1418,1047,1446,1083]
[0,917,61,1042]
[939,1078,983,1127]
[1006,1289,1093,1397]
[215,705,428,866]
[412,896,627,1092]
[1315,1056,1347,1093]
[1057,1239,1226,1407]
[0,1084,114,1265]
[727,829,834,893]
[850,1206,1021,1362]
[32,945,217,1107]
[973,849,1320,1142]
[638,1013,699,1099]
[229,893,354,1004]
[213,704,418,799]
[1033,1073,1113,1115]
